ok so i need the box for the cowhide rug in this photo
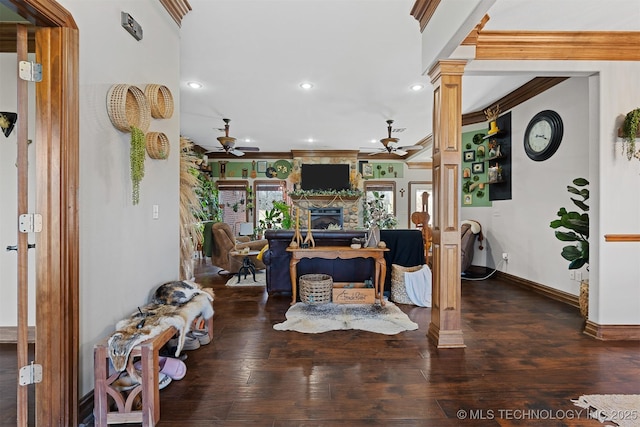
[273,301,419,335]
[225,270,266,287]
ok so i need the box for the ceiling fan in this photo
[207,118,260,157]
[362,119,422,156]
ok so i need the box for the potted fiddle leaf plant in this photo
[550,177,589,317]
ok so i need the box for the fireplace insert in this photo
[309,207,343,229]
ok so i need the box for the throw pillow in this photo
[256,244,269,261]
[391,264,423,305]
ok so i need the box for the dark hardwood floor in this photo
[1,259,639,426]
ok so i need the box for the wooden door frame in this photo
[1,1,78,425]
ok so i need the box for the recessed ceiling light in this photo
[187,81,203,89]
[307,138,314,143]
[299,82,314,90]
[410,84,424,91]
[370,139,377,143]
[244,138,251,143]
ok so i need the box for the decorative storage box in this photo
[299,274,333,304]
[332,282,375,304]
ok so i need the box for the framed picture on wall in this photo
[472,162,484,174]
[257,161,267,173]
[362,163,374,178]
[464,150,475,162]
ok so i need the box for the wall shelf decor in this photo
[486,112,512,201]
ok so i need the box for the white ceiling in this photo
[178,0,639,158]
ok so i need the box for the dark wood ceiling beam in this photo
[206,151,293,160]
[462,77,569,126]
[476,31,640,61]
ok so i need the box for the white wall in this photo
[59,0,181,395]
[0,54,37,328]
[461,65,640,327]
[595,62,640,325]
[462,77,590,296]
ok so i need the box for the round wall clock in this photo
[524,110,563,161]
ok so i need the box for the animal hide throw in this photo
[108,287,214,372]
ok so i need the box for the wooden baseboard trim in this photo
[583,321,640,341]
[0,326,36,343]
[495,271,579,308]
[495,271,639,341]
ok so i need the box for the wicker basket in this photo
[106,84,151,132]
[144,84,174,119]
[145,132,170,159]
[299,274,333,304]
[390,264,423,305]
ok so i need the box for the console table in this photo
[286,246,389,306]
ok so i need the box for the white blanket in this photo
[404,265,432,307]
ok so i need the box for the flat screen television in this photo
[300,163,350,191]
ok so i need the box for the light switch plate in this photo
[121,12,143,41]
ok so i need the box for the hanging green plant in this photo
[130,126,146,205]
[621,108,640,161]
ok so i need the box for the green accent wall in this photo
[461,130,492,207]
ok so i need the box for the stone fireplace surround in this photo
[289,150,362,230]
[291,196,360,230]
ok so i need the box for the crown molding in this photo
[159,0,191,27]
[461,14,489,46]
[476,31,640,61]
[406,162,433,169]
[292,150,360,158]
[462,77,569,126]
[206,152,292,160]
[410,0,440,32]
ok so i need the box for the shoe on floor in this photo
[189,329,211,345]
[158,373,172,390]
[134,356,187,381]
[168,335,200,351]
[112,371,172,391]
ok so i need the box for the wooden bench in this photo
[93,315,212,426]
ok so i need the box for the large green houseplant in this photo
[550,177,589,270]
[550,177,589,318]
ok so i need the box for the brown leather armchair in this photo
[210,222,267,273]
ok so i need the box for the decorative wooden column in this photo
[427,60,466,348]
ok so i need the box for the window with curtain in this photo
[216,180,249,234]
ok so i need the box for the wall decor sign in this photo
[463,150,475,162]
[472,162,484,174]
[362,163,374,178]
[257,160,267,173]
